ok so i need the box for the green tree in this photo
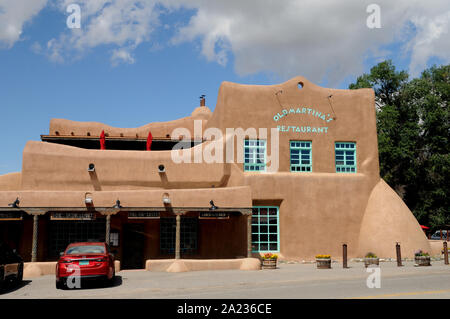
[350,61,449,229]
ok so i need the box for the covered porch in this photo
[0,186,256,269]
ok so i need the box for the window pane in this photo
[335,142,356,173]
[252,206,279,252]
[259,216,268,224]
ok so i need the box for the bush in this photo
[261,253,278,260]
[414,250,430,257]
[315,254,331,259]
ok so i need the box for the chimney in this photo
[200,95,205,107]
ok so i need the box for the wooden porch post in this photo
[32,214,39,262]
[105,215,111,245]
[27,210,47,262]
[247,214,252,258]
[175,214,181,259]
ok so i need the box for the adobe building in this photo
[0,76,431,269]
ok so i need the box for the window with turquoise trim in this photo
[335,142,356,173]
[290,141,312,172]
[244,139,266,172]
[251,206,279,252]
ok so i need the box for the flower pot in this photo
[316,258,331,269]
[415,256,431,266]
[364,257,379,268]
[261,259,277,269]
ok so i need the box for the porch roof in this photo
[0,186,253,214]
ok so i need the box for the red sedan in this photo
[56,242,115,289]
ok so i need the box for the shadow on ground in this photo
[0,280,32,294]
[63,275,123,290]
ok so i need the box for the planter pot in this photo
[364,257,379,268]
[261,259,277,269]
[316,258,331,269]
[415,256,431,266]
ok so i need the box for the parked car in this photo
[56,242,115,289]
[0,242,23,290]
[431,230,448,240]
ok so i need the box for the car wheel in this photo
[16,263,23,283]
[0,272,4,291]
[56,278,67,290]
[109,273,115,287]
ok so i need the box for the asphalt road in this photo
[2,260,450,299]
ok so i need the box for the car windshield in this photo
[65,245,105,255]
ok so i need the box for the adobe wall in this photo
[48,106,212,139]
[0,172,21,191]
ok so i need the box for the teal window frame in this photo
[290,141,312,172]
[244,139,266,172]
[335,142,357,173]
[251,206,280,253]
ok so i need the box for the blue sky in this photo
[0,1,448,174]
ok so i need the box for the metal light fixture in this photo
[209,200,218,211]
[162,193,171,204]
[113,199,122,209]
[88,163,95,172]
[8,197,20,208]
[158,164,165,173]
[85,197,93,205]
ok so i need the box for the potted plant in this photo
[364,252,379,268]
[260,253,278,269]
[315,255,331,269]
[414,250,431,266]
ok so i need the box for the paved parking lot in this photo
[2,261,450,299]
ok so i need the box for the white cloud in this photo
[171,0,450,84]
[111,48,136,66]
[1,0,449,82]
[0,0,48,48]
[408,11,450,77]
[37,0,161,64]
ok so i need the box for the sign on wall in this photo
[128,211,160,219]
[273,107,333,134]
[199,212,230,219]
[50,212,95,221]
[0,211,23,221]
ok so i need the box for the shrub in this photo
[261,253,278,260]
[315,254,331,259]
[365,252,378,258]
[414,250,430,257]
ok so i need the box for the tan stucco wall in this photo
[0,186,252,208]
[0,172,21,191]
[357,179,430,258]
[48,106,211,139]
[19,140,234,191]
